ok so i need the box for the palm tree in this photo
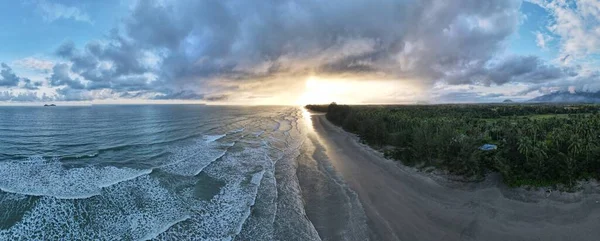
[518,137,532,163]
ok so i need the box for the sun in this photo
[295,77,348,105]
[294,76,422,105]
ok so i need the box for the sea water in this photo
[0,105,368,240]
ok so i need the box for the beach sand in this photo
[310,114,600,241]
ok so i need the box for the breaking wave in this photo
[0,157,151,199]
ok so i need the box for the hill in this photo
[529,91,600,103]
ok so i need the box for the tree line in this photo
[306,103,600,187]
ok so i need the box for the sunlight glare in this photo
[295,76,420,105]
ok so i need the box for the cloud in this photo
[13,57,55,73]
[529,0,600,61]
[20,78,42,90]
[203,94,229,102]
[151,90,204,100]
[0,91,48,102]
[54,38,155,92]
[48,63,86,89]
[1,63,40,89]
[443,55,569,86]
[34,0,92,23]
[0,63,21,86]
[46,0,528,102]
[534,31,553,49]
[518,69,600,95]
[433,91,507,103]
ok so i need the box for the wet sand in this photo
[310,114,600,241]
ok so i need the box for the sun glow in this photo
[295,76,422,105]
[296,77,350,105]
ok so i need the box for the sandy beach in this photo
[310,113,600,241]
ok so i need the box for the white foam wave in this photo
[271,141,321,240]
[235,166,278,241]
[160,140,232,177]
[229,128,245,134]
[203,134,226,143]
[155,147,270,240]
[0,175,190,240]
[0,157,152,199]
[0,107,309,240]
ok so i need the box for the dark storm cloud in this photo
[48,0,578,101]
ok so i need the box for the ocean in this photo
[0,105,369,240]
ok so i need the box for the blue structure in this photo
[479,144,497,151]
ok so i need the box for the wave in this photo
[0,107,312,239]
[203,134,226,143]
[235,165,277,241]
[154,147,270,240]
[229,128,245,134]
[0,157,151,199]
[0,175,191,240]
[159,139,234,177]
[59,152,100,161]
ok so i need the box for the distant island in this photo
[44,104,56,107]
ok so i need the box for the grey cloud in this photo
[0,63,21,86]
[50,0,529,100]
[49,63,86,89]
[56,36,150,84]
[444,56,567,86]
[203,94,229,102]
[152,90,204,100]
[34,0,92,23]
[21,78,41,90]
[518,70,600,95]
[434,91,506,103]
[1,63,41,89]
[0,91,47,102]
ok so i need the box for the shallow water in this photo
[0,105,368,240]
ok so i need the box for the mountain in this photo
[502,99,513,103]
[529,91,600,103]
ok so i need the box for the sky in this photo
[0,0,599,105]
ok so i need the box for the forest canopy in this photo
[306,103,600,187]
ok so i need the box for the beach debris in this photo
[479,144,497,151]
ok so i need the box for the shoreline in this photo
[310,113,600,241]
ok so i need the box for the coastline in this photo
[310,113,600,241]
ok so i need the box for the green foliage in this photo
[305,103,600,187]
[304,104,329,112]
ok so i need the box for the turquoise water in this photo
[0,105,332,240]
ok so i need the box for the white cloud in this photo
[530,0,600,60]
[13,57,54,72]
[35,0,92,23]
[534,31,553,49]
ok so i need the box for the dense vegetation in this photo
[306,103,600,187]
